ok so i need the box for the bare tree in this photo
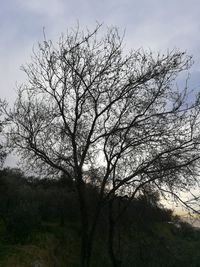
[0,112,6,168]
[3,24,200,267]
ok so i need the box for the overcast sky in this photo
[1,0,200,167]
[1,0,200,103]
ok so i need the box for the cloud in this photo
[1,0,200,102]
[17,0,65,18]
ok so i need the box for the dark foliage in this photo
[0,168,200,267]
[0,168,174,242]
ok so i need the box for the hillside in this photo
[0,168,200,267]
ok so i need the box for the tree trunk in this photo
[77,179,92,267]
[76,174,106,267]
[80,230,91,267]
[108,199,121,267]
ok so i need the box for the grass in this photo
[0,220,200,266]
[0,222,81,267]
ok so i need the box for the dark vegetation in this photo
[0,168,200,267]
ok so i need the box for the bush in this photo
[6,202,41,242]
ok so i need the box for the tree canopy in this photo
[5,25,200,196]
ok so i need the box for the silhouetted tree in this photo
[0,113,6,168]
[3,24,200,267]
